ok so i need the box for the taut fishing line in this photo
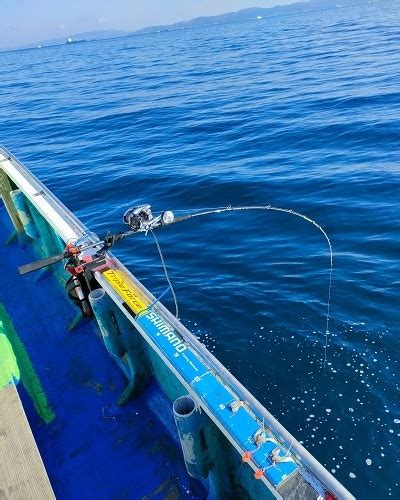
[150,229,179,320]
[170,205,333,371]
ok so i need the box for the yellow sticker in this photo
[102,269,148,314]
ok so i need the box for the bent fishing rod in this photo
[19,203,332,277]
[18,203,333,371]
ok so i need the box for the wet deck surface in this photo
[0,384,55,500]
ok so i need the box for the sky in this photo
[1,0,297,48]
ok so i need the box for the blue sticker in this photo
[136,310,297,486]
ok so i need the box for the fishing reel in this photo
[123,204,175,233]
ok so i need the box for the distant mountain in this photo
[1,0,376,52]
[133,0,368,35]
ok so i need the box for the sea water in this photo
[0,2,399,497]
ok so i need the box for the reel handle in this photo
[19,252,67,275]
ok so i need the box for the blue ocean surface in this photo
[1,2,399,498]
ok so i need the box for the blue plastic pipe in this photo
[26,199,59,257]
[10,189,39,240]
[89,288,148,404]
[173,395,211,480]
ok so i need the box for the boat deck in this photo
[0,201,203,499]
[0,384,54,500]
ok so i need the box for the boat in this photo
[0,146,354,499]
[65,37,87,44]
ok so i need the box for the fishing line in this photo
[150,229,179,320]
[172,205,333,371]
[20,201,332,370]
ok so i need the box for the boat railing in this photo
[0,146,354,499]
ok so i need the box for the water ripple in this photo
[1,2,399,498]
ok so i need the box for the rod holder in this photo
[89,288,148,405]
[51,228,67,254]
[0,169,23,233]
[26,199,59,257]
[173,395,211,480]
[10,189,39,239]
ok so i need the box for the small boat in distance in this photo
[66,37,87,44]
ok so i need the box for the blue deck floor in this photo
[0,203,204,499]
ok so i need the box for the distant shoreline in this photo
[0,0,379,53]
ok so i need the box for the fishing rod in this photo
[19,203,333,370]
[20,203,331,276]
